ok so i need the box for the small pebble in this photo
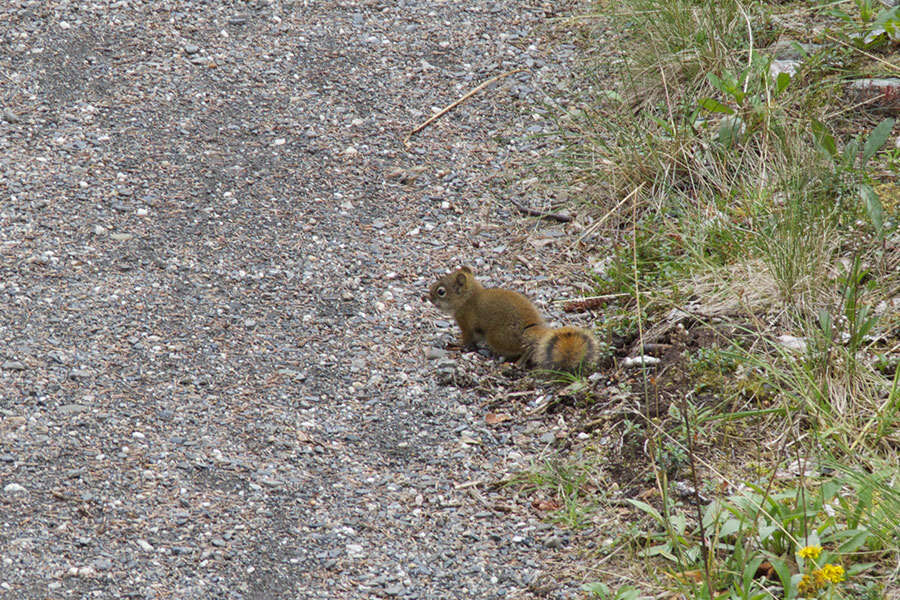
[3,483,27,494]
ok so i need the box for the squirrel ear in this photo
[455,272,468,287]
[460,266,473,274]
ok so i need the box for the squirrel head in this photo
[428,266,476,314]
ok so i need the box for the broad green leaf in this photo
[707,72,725,93]
[811,119,837,158]
[702,500,724,528]
[640,542,676,561]
[861,117,896,166]
[860,184,884,237]
[581,581,610,597]
[720,517,743,538]
[843,137,859,167]
[767,558,796,599]
[742,556,766,596]
[699,97,734,114]
[822,478,842,502]
[847,562,877,576]
[775,72,791,95]
[719,115,743,147]
[626,498,665,524]
[758,524,777,542]
[671,511,687,535]
[837,528,873,554]
[818,309,833,341]
[616,587,642,600]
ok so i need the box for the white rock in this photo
[76,565,96,578]
[777,335,807,353]
[136,539,154,552]
[622,355,661,368]
[3,483,26,494]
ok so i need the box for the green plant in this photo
[812,117,895,239]
[816,254,879,380]
[699,51,794,149]
[825,1,900,49]
[711,475,880,599]
[581,582,650,600]
[884,147,900,173]
[516,455,602,529]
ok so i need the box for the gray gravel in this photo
[1,1,594,598]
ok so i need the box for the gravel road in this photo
[1,1,598,598]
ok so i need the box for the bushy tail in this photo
[533,326,598,372]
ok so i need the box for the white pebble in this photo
[777,335,807,353]
[76,566,96,578]
[3,483,26,494]
[622,355,661,368]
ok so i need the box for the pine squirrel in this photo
[428,266,598,372]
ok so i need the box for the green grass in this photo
[513,454,605,529]
[529,0,900,597]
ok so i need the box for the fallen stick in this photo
[403,68,526,147]
[509,198,573,223]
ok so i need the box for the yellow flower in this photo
[820,564,845,583]
[798,545,823,559]
[797,574,818,597]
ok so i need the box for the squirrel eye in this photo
[436,286,446,297]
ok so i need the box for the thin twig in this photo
[509,198,573,222]
[825,92,896,120]
[403,68,527,146]
[738,1,754,95]
[823,33,900,73]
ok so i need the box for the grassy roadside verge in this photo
[518,1,899,598]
